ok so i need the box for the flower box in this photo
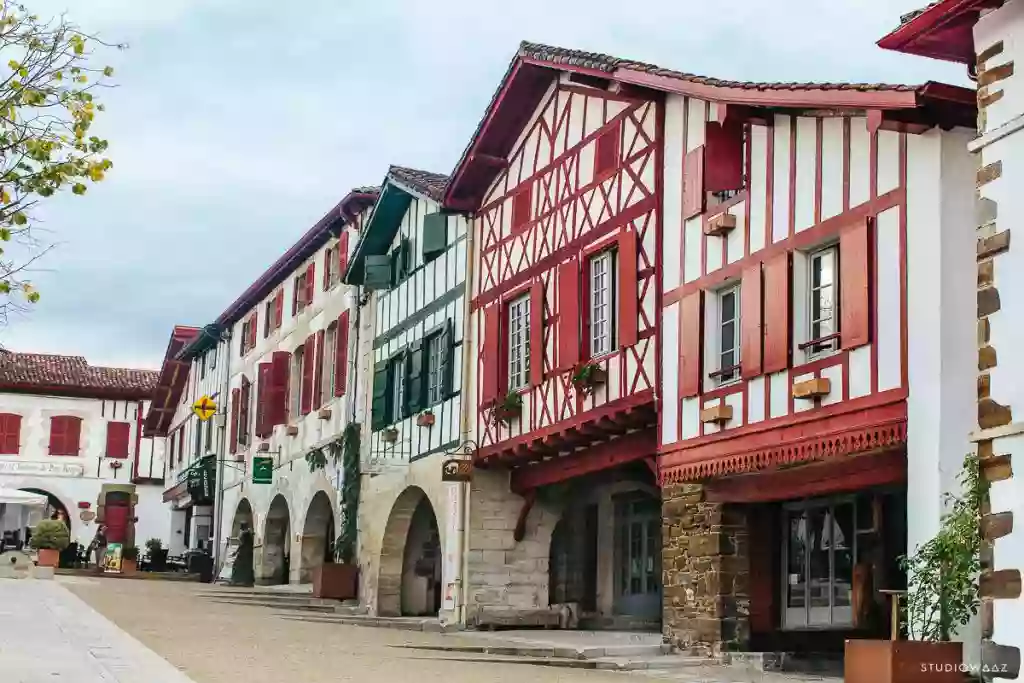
[382,428,399,443]
[416,412,435,427]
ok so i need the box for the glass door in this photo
[613,492,662,619]
[782,497,856,629]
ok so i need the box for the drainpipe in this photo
[212,330,232,578]
[456,218,475,625]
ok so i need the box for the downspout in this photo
[457,217,475,625]
[212,330,232,577]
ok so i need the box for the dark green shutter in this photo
[441,320,455,397]
[364,255,392,290]
[407,340,425,414]
[400,237,412,276]
[390,249,402,286]
[370,361,389,430]
[422,213,447,263]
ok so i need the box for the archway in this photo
[18,488,72,554]
[228,498,255,586]
[299,491,335,583]
[261,495,291,585]
[231,498,254,536]
[377,486,441,617]
[548,503,598,612]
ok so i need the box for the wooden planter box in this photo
[382,428,399,443]
[845,639,963,683]
[312,563,359,600]
[36,548,60,568]
[416,412,435,427]
[121,558,138,574]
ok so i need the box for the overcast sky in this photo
[0,0,965,370]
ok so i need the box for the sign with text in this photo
[0,461,84,478]
[441,459,473,483]
[252,457,273,485]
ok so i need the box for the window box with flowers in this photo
[488,392,523,427]
[416,410,435,428]
[571,362,607,398]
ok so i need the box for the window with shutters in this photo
[426,333,444,405]
[707,121,747,206]
[0,413,20,454]
[322,323,337,400]
[49,415,81,456]
[716,286,741,385]
[105,421,131,459]
[293,271,310,314]
[290,347,304,420]
[199,351,207,380]
[806,246,840,359]
[391,354,406,422]
[507,294,531,391]
[324,244,340,289]
[240,319,252,355]
[422,212,447,263]
[589,249,616,357]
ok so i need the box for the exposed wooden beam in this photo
[513,490,536,542]
[511,429,657,494]
[470,153,508,169]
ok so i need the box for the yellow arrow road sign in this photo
[192,395,217,421]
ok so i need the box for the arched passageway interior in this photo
[231,498,254,537]
[377,487,442,617]
[262,495,291,585]
[9,488,68,551]
[299,491,335,583]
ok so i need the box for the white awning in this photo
[0,488,47,507]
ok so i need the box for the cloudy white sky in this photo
[0,0,966,369]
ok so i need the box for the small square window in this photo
[507,294,531,391]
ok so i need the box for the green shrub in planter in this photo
[29,519,70,551]
[145,538,163,553]
[122,545,140,561]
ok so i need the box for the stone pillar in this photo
[661,482,749,655]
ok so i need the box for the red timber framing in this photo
[143,326,200,437]
[877,0,1001,64]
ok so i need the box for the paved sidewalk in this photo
[0,578,197,683]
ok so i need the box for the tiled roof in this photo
[518,41,920,93]
[900,2,941,24]
[389,166,448,202]
[0,351,159,395]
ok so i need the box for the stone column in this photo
[661,482,749,655]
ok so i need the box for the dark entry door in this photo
[614,492,661,619]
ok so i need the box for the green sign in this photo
[186,455,216,503]
[252,457,273,485]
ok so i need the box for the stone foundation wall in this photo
[662,482,749,655]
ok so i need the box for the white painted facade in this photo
[0,391,168,548]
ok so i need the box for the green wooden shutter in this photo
[400,237,412,276]
[407,339,425,414]
[441,320,455,397]
[422,213,447,263]
[390,249,402,287]
[370,361,389,430]
[364,255,392,290]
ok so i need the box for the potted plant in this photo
[488,391,523,426]
[416,410,435,427]
[313,425,360,600]
[571,361,607,398]
[121,545,140,574]
[29,519,70,568]
[146,538,168,572]
[382,427,399,443]
[845,454,982,683]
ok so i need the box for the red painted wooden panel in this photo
[239,376,252,445]
[104,502,130,544]
[704,120,745,193]
[512,183,533,232]
[481,304,500,405]
[740,263,763,379]
[49,416,81,456]
[618,229,639,348]
[530,281,544,387]
[301,334,315,415]
[338,231,349,281]
[274,290,283,329]
[0,413,19,454]
[304,263,315,307]
[841,217,870,350]
[762,252,791,374]
[270,350,291,426]
[335,310,349,397]
[229,387,240,453]
[682,146,705,219]
[249,313,257,348]
[105,421,131,459]
[254,366,269,439]
[678,291,703,398]
[557,258,580,371]
[594,121,621,177]
[748,505,777,633]
[313,329,325,408]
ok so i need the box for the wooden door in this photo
[104,496,131,544]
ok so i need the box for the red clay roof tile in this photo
[0,351,159,395]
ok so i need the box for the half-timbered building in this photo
[343,166,470,620]
[880,3,1023,677]
[213,187,375,585]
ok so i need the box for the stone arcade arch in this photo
[231,498,254,537]
[377,486,442,617]
[299,491,335,583]
[261,495,291,585]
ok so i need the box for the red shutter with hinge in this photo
[682,146,706,219]
[305,263,315,308]
[0,414,19,454]
[335,310,349,396]
[301,334,315,415]
[254,365,270,438]
[841,217,871,350]
[762,252,791,373]
[270,351,291,426]
[229,387,240,453]
[481,304,500,405]
[105,422,131,459]
[274,290,283,329]
[323,249,331,291]
[530,281,544,387]
[740,263,763,378]
[679,291,704,398]
[239,376,251,446]
[313,329,325,408]
[49,416,66,455]
[557,258,580,371]
[338,231,349,281]
[618,229,639,348]
[704,120,745,194]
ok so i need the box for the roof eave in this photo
[344,179,413,286]
[877,0,991,64]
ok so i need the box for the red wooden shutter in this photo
[254,365,270,438]
[338,231,350,281]
[313,329,325,408]
[762,252,791,373]
[322,249,331,290]
[618,229,639,348]
[229,387,240,453]
[249,313,257,349]
[481,304,500,405]
[274,290,283,329]
[305,263,315,307]
[530,281,544,387]
[841,218,871,350]
[105,422,131,459]
[66,417,81,456]
[512,184,533,232]
[704,120,745,193]
[682,146,706,219]
[0,414,19,454]
[270,351,291,426]
[334,310,349,397]
[679,291,704,398]
[557,258,580,371]
[594,121,621,176]
[239,376,251,445]
[740,264,763,379]
[48,416,66,455]
[300,335,315,415]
